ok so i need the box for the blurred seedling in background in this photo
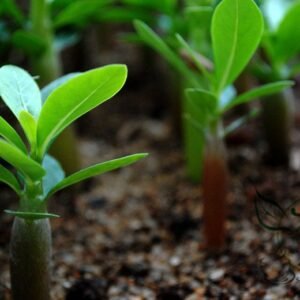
[135,0,293,249]
[0,64,147,300]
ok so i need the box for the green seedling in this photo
[137,0,292,249]
[0,64,147,300]
[253,0,300,165]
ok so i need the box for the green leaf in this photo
[0,139,45,181]
[0,165,21,194]
[54,0,112,28]
[0,116,27,153]
[212,0,263,93]
[1,0,24,24]
[274,2,300,62]
[0,65,42,119]
[19,111,37,147]
[134,20,199,87]
[41,73,80,103]
[47,153,148,197]
[4,210,59,220]
[222,80,294,112]
[185,88,218,126]
[12,30,47,56]
[37,65,127,156]
[42,155,65,197]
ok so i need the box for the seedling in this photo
[253,0,300,165]
[136,0,292,249]
[0,64,147,300]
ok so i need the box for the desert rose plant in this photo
[0,64,147,300]
[137,0,293,249]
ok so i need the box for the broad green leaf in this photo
[134,20,199,87]
[47,153,147,197]
[54,0,112,28]
[19,111,37,147]
[185,88,218,126]
[42,155,65,197]
[274,2,300,62]
[0,139,45,181]
[0,65,42,119]
[222,80,294,112]
[0,165,21,194]
[37,65,127,156]
[5,210,59,220]
[212,0,263,93]
[0,116,27,152]
[1,0,24,24]
[41,73,80,103]
[12,30,47,56]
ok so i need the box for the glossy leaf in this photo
[47,153,147,197]
[19,111,37,147]
[212,0,263,93]
[0,139,45,181]
[42,155,65,197]
[274,2,300,62]
[0,165,21,194]
[4,210,59,220]
[0,65,42,119]
[37,65,127,156]
[0,116,27,152]
[41,73,80,103]
[222,80,294,112]
[134,20,199,87]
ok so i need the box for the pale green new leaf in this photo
[42,155,65,197]
[134,20,199,87]
[37,65,127,156]
[19,111,37,147]
[212,0,263,93]
[0,139,45,181]
[222,80,294,112]
[47,153,147,198]
[4,210,59,220]
[0,165,21,195]
[0,116,27,152]
[274,2,300,62]
[0,65,41,119]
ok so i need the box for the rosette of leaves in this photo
[0,64,147,300]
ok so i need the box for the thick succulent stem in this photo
[30,0,80,174]
[261,88,294,166]
[202,124,228,249]
[10,217,52,300]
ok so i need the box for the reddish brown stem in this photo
[202,135,229,250]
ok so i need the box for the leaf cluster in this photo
[0,64,147,220]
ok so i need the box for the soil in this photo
[1,42,300,300]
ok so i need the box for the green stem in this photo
[10,217,51,300]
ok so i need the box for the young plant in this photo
[139,0,292,249]
[0,64,147,300]
[254,0,300,165]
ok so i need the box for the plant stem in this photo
[29,0,81,174]
[261,88,294,166]
[202,123,228,249]
[10,217,52,300]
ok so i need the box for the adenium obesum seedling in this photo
[0,64,147,300]
[136,0,293,249]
